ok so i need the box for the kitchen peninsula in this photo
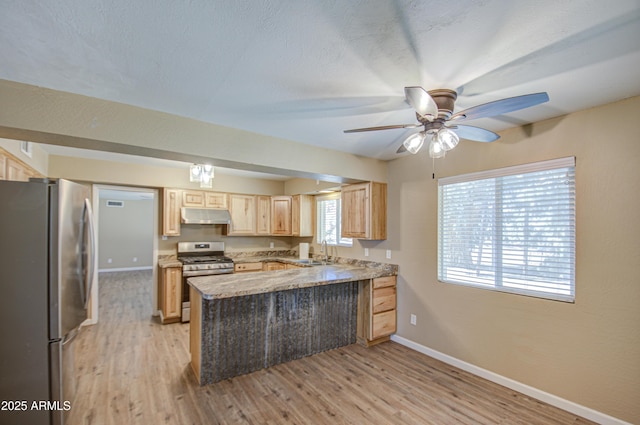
[188,259,397,385]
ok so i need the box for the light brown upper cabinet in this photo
[5,157,35,182]
[163,188,181,236]
[341,182,387,240]
[182,190,205,207]
[182,190,228,209]
[0,148,43,182]
[205,192,228,209]
[228,194,257,235]
[292,194,314,237]
[0,151,6,180]
[256,195,271,235]
[271,196,292,235]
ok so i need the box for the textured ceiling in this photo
[1,0,640,162]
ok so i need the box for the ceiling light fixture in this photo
[428,136,446,158]
[190,164,214,188]
[402,132,425,154]
[437,128,459,151]
[402,127,461,158]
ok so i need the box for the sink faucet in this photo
[321,240,329,264]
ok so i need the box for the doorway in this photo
[86,185,158,324]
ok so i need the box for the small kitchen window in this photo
[316,193,352,247]
[438,157,576,302]
[20,141,33,158]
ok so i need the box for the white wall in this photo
[98,197,154,270]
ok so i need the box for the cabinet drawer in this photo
[372,275,396,289]
[371,310,396,339]
[182,190,205,207]
[205,192,228,209]
[372,286,396,314]
[234,262,263,272]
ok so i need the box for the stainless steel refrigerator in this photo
[0,178,96,425]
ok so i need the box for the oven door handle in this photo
[182,269,234,278]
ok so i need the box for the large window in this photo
[316,193,352,246]
[438,157,576,302]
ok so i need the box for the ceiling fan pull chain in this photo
[432,157,436,180]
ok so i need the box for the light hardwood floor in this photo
[69,270,596,425]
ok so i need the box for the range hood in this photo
[181,207,231,225]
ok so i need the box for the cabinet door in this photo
[372,286,396,314]
[235,262,263,272]
[163,188,181,236]
[263,262,286,271]
[256,195,271,235]
[341,183,369,238]
[182,190,205,207]
[342,182,387,240]
[162,267,182,321]
[5,157,30,182]
[370,310,396,339]
[0,152,6,180]
[228,194,256,235]
[271,196,292,235]
[292,195,314,237]
[205,192,228,209]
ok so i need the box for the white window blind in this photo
[438,157,576,302]
[316,194,352,246]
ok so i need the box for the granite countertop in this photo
[158,256,182,268]
[232,255,314,265]
[188,263,395,300]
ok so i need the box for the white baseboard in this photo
[81,317,97,327]
[98,266,153,273]
[390,335,631,425]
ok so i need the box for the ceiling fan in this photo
[344,87,549,158]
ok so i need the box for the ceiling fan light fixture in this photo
[428,137,446,159]
[437,128,459,151]
[402,132,425,154]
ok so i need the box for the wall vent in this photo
[106,200,124,208]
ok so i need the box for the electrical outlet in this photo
[386,250,392,259]
[270,242,274,249]
[364,248,369,257]
[162,235,168,241]
[107,258,112,264]
[410,314,417,326]
[133,257,138,262]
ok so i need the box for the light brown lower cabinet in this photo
[234,262,263,273]
[357,275,397,346]
[190,287,202,380]
[160,266,182,324]
[263,262,286,271]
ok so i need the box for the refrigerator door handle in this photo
[82,198,97,309]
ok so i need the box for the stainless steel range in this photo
[177,241,234,322]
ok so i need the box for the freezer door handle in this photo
[50,330,79,425]
[82,198,97,309]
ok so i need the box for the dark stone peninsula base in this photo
[194,282,359,385]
